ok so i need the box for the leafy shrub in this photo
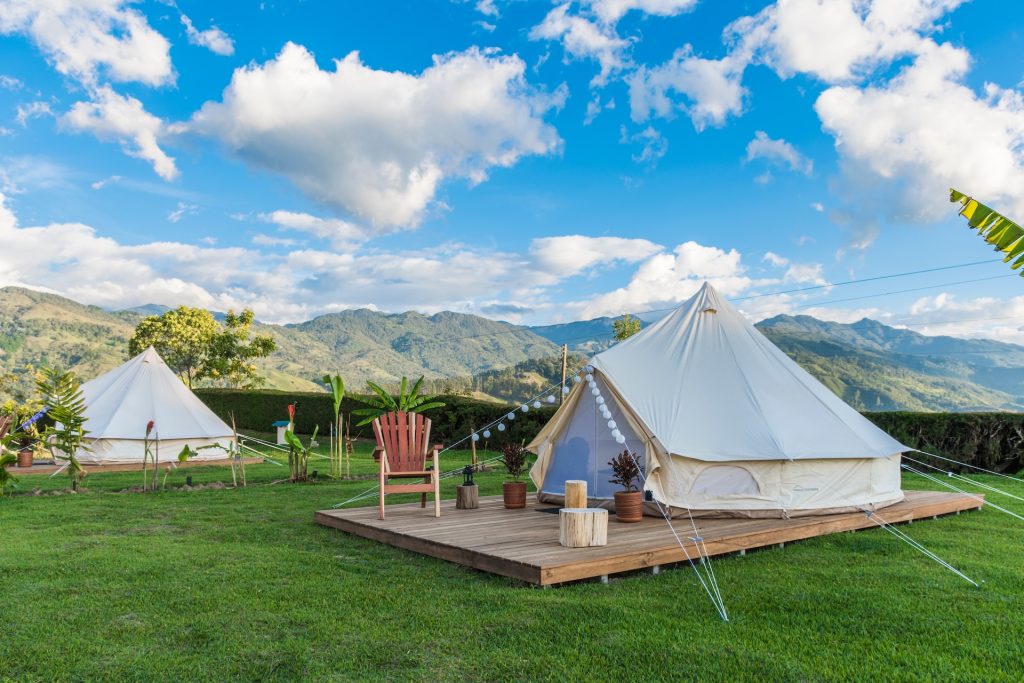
[608,449,642,492]
[500,443,528,481]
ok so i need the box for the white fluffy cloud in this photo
[628,46,747,129]
[258,210,368,250]
[530,1,699,86]
[816,42,1024,221]
[530,4,631,86]
[62,86,178,180]
[727,0,964,84]
[0,0,173,87]
[181,13,234,56]
[189,43,563,229]
[745,131,812,175]
[529,235,662,278]
[579,241,753,317]
[15,101,52,126]
[588,0,698,24]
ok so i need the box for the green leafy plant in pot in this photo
[501,442,528,509]
[609,449,644,523]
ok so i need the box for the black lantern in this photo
[462,464,475,487]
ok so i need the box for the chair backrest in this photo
[373,411,432,472]
[0,415,12,440]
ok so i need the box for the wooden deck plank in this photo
[315,490,983,585]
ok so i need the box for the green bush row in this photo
[864,412,1024,474]
[193,388,556,448]
[194,389,1024,472]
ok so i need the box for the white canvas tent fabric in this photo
[529,283,907,517]
[76,346,235,464]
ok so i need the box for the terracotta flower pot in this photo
[17,448,33,468]
[614,491,643,523]
[503,481,527,509]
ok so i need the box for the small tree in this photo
[129,307,220,388]
[129,306,276,388]
[35,367,89,490]
[205,310,277,388]
[613,314,641,342]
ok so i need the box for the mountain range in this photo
[0,285,1022,411]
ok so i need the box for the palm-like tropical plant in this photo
[950,188,1024,273]
[35,367,90,489]
[0,451,17,496]
[322,373,346,478]
[352,376,445,426]
[284,426,319,482]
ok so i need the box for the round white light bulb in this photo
[482,430,491,439]
[497,423,506,432]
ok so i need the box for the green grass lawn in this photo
[1,444,1022,682]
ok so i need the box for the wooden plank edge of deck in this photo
[315,492,984,587]
[313,510,542,585]
[538,492,984,585]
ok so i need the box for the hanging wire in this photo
[591,374,729,621]
[901,463,1024,522]
[910,449,1024,484]
[903,456,1024,504]
[859,507,980,587]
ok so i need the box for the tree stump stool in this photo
[559,508,608,548]
[564,480,588,509]
[456,484,479,509]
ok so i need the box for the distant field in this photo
[1,447,1022,682]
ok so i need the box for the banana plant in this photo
[950,188,1024,273]
[284,426,319,482]
[322,373,345,479]
[352,376,445,426]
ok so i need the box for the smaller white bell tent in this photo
[528,282,908,517]
[77,346,235,464]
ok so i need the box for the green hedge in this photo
[863,412,1024,474]
[193,388,555,448]
[194,389,1024,472]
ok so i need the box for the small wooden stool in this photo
[559,508,608,548]
[456,484,479,509]
[564,479,588,509]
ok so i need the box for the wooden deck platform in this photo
[11,457,263,475]
[315,491,983,585]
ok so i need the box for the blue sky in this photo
[1,0,1023,342]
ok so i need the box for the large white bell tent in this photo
[528,282,908,518]
[76,346,235,464]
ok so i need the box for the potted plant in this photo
[17,435,33,468]
[501,442,528,509]
[609,449,643,523]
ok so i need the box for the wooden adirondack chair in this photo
[373,411,441,520]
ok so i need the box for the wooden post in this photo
[560,344,568,405]
[559,508,608,547]
[564,480,587,509]
[469,425,478,472]
[456,484,479,509]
